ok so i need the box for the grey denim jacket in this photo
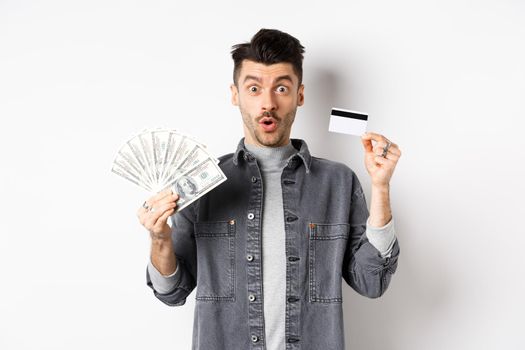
[146,138,400,350]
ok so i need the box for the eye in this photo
[248,86,258,93]
[276,85,288,93]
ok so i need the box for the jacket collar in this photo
[232,137,312,174]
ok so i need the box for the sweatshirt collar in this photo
[233,137,312,174]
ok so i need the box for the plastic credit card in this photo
[328,108,368,136]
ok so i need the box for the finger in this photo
[145,192,176,216]
[361,132,386,143]
[148,200,175,218]
[361,136,373,153]
[137,202,152,219]
[383,143,401,156]
[373,140,391,149]
[138,193,178,226]
[363,133,398,152]
[144,213,160,231]
[374,155,395,165]
[139,200,154,216]
[371,146,400,160]
[143,206,166,228]
[372,144,398,157]
[154,208,176,230]
[372,140,401,157]
[384,152,400,161]
[153,201,177,216]
[159,187,173,196]
[152,193,180,208]
[383,140,399,152]
[388,147,401,157]
[147,188,173,206]
[375,153,400,168]
[137,202,151,216]
[136,198,151,220]
[372,144,384,156]
[139,209,156,227]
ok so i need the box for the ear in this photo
[297,84,305,106]
[230,84,239,106]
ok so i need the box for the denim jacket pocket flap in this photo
[310,223,350,240]
[195,221,234,237]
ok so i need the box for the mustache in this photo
[257,111,280,121]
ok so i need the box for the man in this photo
[138,28,401,350]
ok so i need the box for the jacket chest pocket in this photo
[308,223,349,303]
[194,221,236,302]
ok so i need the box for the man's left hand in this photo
[361,132,402,187]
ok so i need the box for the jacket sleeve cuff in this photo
[365,217,397,258]
[147,258,181,294]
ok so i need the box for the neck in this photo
[244,140,297,172]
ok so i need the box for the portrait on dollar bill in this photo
[174,175,198,200]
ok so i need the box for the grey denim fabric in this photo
[146,138,400,350]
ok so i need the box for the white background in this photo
[1,1,524,349]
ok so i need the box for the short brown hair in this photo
[231,28,305,87]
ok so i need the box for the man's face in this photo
[230,60,304,147]
[179,177,194,194]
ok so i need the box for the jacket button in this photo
[251,335,259,343]
[286,215,298,222]
[288,256,300,262]
[247,213,255,220]
[251,176,257,183]
[249,294,256,302]
[287,337,299,343]
[287,296,300,302]
[246,254,254,262]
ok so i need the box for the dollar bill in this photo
[117,143,156,189]
[126,133,157,188]
[113,151,154,191]
[111,163,153,192]
[158,131,185,187]
[151,129,172,186]
[171,157,227,212]
[163,144,209,186]
[161,134,198,185]
[138,131,157,187]
[112,128,227,210]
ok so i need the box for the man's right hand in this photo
[137,189,179,240]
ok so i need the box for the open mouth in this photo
[259,117,278,132]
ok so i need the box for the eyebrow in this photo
[242,74,294,85]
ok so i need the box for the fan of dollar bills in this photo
[111,128,227,212]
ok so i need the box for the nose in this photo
[261,89,277,113]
